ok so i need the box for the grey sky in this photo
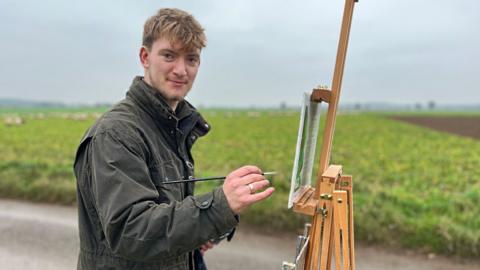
[1,0,479,107]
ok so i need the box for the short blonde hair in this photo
[142,8,206,51]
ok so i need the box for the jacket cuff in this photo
[193,187,239,237]
[213,187,239,232]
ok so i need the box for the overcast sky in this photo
[1,0,479,107]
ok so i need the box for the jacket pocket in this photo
[150,160,184,202]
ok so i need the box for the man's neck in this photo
[168,101,178,112]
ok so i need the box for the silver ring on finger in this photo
[248,183,254,194]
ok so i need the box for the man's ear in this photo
[139,46,149,68]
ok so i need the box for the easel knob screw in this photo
[320,193,332,200]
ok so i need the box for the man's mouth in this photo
[168,79,187,86]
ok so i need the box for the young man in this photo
[74,8,274,270]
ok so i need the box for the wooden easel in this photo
[283,1,358,269]
[293,165,355,270]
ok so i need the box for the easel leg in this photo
[305,212,319,270]
[333,191,350,270]
[319,182,335,270]
[333,198,342,269]
[340,176,355,270]
[306,181,336,270]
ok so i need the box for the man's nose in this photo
[172,58,187,77]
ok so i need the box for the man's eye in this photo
[163,53,174,61]
[188,57,199,65]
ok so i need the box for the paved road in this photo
[0,199,479,270]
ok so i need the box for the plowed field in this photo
[391,116,480,140]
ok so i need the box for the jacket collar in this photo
[126,76,210,137]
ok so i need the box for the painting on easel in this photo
[288,92,322,208]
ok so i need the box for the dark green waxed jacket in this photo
[74,77,238,270]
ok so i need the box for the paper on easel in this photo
[288,93,322,208]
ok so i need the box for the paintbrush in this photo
[163,171,277,184]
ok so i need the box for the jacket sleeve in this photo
[89,130,238,261]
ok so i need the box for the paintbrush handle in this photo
[163,172,276,184]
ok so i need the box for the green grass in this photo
[0,106,110,115]
[334,114,480,257]
[0,114,94,203]
[1,109,480,257]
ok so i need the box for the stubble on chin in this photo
[159,89,188,105]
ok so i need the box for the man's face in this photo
[140,37,201,109]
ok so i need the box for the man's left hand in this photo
[200,241,215,255]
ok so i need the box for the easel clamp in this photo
[310,88,332,103]
[292,165,344,216]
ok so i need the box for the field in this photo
[392,115,480,140]
[1,109,480,257]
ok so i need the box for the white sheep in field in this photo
[71,113,88,121]
[4,116,25,126]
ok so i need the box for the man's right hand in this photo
[222,165,275,214]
